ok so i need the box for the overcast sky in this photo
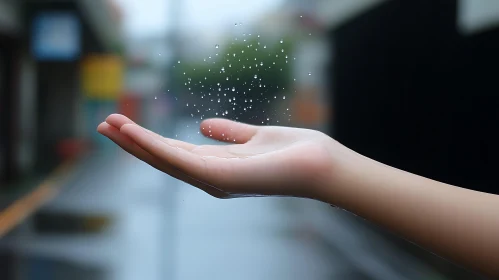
[115,0,283,38]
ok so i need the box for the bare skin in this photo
[98,114,499,279]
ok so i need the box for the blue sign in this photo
[32,12,81,61]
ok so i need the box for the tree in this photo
[172,35,293,124]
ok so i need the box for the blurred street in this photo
[6,118,335,280]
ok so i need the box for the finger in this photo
[98,122,228,198]
[105,113,195,151]
[120,124,217,182]
[200,118,258,144]
[105,113,136,128]
[97,122,159,165]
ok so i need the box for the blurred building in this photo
[0,0,124,185]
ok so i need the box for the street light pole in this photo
[162,0,182,280]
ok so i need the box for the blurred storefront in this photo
[1,0,123,279]
[1,0,124,183]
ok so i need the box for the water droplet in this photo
[178,60,181,63]
[226,77,229,81]
[232,87,235,92]
[235,23,238,26]
[225,110,228,115]
[281,49,284,53]
[308,72,312,76]
[283,96,286,100]
[280,39,283,43]
[254,75,257,79]
[260,62,263,66]
[215,44,219,49]
[263,45,267,49]
[154,96,157,99]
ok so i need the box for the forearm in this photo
[320,148,499,278]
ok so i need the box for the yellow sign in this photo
[81,55,124,100]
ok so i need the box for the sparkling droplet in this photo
[308,72,312,76]
[283,96,286,100]
[280,39,283,43]
[178,60,180,63]
[154,96,157,100]
[215,44,219,49]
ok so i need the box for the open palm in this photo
[98,114,335,199]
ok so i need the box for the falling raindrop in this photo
[232,87,235,92]
[178,60,180,63]
[283,96,286,100]
[308,72,312,76]
[254,74,257,79]
[154,96,157,100]
[215,44,219,49]
[280,39,283,43]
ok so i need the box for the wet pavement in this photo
[1,118,454,280]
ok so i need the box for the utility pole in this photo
[162,0,181,280]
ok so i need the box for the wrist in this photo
[315,140,379,207]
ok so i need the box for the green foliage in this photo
[172,35,294,123]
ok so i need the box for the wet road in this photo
[3,118,452,280]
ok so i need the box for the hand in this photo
[97,114,340,199]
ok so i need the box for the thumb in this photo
[200,118,258,144]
